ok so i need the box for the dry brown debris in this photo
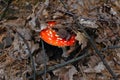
[0,0,120,80]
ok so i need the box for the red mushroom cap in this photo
[40,21,76,47]
[47,21,56,27]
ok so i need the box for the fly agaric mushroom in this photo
[40,21,76,57]
[40,21,76,47]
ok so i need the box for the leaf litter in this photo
[0,0,120,80]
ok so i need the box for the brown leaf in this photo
[35,50,49,65]
[75,32,87,49]
[53,65,77,80]
[84,62,106,73]
[87,55,101,67]
[0,27,7,43]
[79,18,99,28]
[4,18,25,27]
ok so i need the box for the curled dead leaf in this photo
[75,32,87,49]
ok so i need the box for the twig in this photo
[27,52,89,79]
[79,63,88,80]
[75,22,118,80]
[41,40,47,80]
[104,0,109,4]
[101,45,120,52]
[59,0,68,11]
[59,0,118,80]
[11,28,36,80]
[0,0,13,21]
[57,10,75,17]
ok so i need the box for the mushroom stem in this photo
[62,47,68,57]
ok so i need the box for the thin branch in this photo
[27,52,89,79]
[0,0,13,21]
[101,45,120,52]
[75,22,118,80]
[41,40,47,80]
[59,0,69,11]
[59,0,118,79]
[11,28,36,80]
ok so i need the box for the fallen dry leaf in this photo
[115,47,120,62]
[0,27,7,43]
[84,62,106,73]
[42,73,51,80]
[0,68,5,79]
[35,49,49,65]
[79,18,99,28]
[53,65,77,80]
[0,0,120,80]
[75,32,87,49]
[94,62,106,73]
[4,18,25,27]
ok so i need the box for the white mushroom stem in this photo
[62,46,76,57]
[62,47,68,57]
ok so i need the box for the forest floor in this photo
[0,0,120,80]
